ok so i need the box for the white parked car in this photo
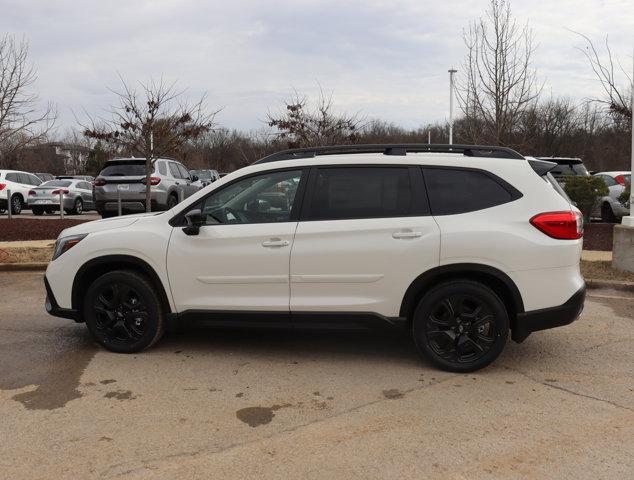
[0,169,43,214]
[592,171,630,222]
[44,144,585,372]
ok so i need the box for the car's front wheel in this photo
[412,280,509,372]
[10,195,22,215]
[601,202,617,223]
[83,270,165,353]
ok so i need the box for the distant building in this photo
[43,142,91,175]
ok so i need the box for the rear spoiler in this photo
[528,159,557,176]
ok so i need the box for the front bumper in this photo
[44,275,79,322]
[512,284,586,342]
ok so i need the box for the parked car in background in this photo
[0,169,42,214]
[93,158,201,218]
[190,169,220,187]
[592,171,631,222]
[45,144,585,373]
[57,175,95,182]
[536,157,589,183]
[27,179,95,215]
[35,172,56,182]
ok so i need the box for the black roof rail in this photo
[253,144,525,164]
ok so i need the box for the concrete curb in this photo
[586,278,634,292]
[0,262,48,272]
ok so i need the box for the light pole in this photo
[448,68,457,145]
[623,52,634,227]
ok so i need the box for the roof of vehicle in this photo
[0,169,32,174]
[254,144,525,164]
[106,157,181,163]
[536,157,583,164]
[594,171,631,176]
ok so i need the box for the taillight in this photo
[147,176,161,186]
[51,189,70,195]
[94,177,106,186]
[28,190,37,196]
[615,175,626,186]
[530,211,583,240]
[0,183,6,191]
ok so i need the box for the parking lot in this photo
[1,271,633,479]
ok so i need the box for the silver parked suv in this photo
[94,158,200,217]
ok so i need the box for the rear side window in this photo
[6,172,18,182]
[423,167,519,216]
[306,167,420,220]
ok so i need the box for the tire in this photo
[10,195,22,215]
[32,206,44,216]
[71,198,83,215]
[44,208,55,214]
[83,270,165,353]
[100,211,116,219]
[601,202,617,223]
[166,194,178,209]
[412,280,509,373]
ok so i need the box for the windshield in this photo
[191,170,211,179]
[100,161,146,177]
[550,163,589,177]
[41,180,72,188]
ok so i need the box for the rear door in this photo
[176,163,198,198]
[290,165,440,317]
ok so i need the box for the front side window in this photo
[423,167,519,215]
[176,164,190,179]
[196,169,302,225]
[169,163,183,179]
[306,167,415,220]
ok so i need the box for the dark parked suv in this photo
[537,157,589,182]
[93,158,201,217]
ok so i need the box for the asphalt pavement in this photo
[0,271,632,479]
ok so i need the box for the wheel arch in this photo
[72,255,172,317]
[400,263,524,330]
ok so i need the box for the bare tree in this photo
[459,0,541,147]
[0,34,55,168]
[575,32,632,125]
[267,88,364,148]
[83,77,218,211]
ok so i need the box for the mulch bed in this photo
[583,222,614,251]
[0,218,89,241]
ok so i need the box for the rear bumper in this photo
[44,275,79,322]
[512,284,586,342]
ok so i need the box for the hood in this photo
[57,212,161,238]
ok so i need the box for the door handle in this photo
[262,239,290,248]
[392,231,423,239]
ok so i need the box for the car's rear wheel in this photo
[71,198,83,215]
[32,206,44,216]
[412,280,509,372]
[10,195,22,215]
[44,208,55,214]
[601,202,617,223]
[167,193,178,209]
[83,270,165,353]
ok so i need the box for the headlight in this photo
[52,234,88,261]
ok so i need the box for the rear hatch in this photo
[95,160,150,197]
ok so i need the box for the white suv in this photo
[44,144,586,372]
[0,169,43,214]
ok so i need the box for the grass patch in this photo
[0,246,54,263]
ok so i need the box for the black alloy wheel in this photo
[10,195,22,215]
[413,280,509,372]
[84,271,165,353]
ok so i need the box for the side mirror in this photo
[183,209,204,236]
[190,175,199,182]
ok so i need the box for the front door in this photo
[290,166,440,317]
[167,168,305,312]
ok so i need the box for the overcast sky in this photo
[1,0,632,134]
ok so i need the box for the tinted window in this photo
[196,169,302,224]
[191,170,211,180]
[424,168,517,215]
[158,161,167,176]
[100,161,146,176]
[598,175,616,187]
[6,172,18,182]
[551,163,589,177]
[307,167,414,220]
[169,163,183,179]
[28,174,42,185]
[78,181,91,190]
[18,173,31,185]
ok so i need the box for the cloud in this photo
[0,0,632,132]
